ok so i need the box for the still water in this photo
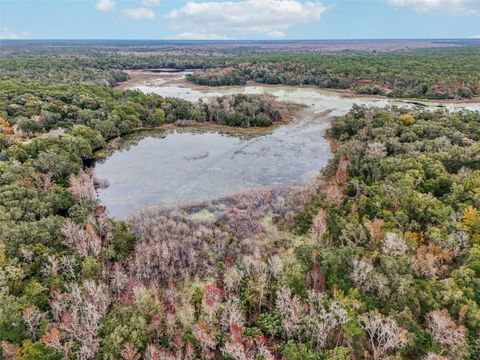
[96,74,480,218]
[95,112,331,218]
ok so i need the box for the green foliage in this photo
[16,118,43,136]
[258,312,282,337]
[410,327,433,357]
[468,244,480,276]
[103,220,136,261]
[398,113,416,126]
[191,287,203,321]
[291,198,322,235]
[326,106,480,358]
[1,45,480,359]
[23,279,48,309]
[325,347,350,360]
[69,125,105,150]
[282,263,309,299]
[81,256,101,278]
[154,108,166,124]
[186,47,480,99]
[282,341,324,360]
[292,209,316,235]
[19,341,63,360]
[207,94,281,127]
[99,307,151,359]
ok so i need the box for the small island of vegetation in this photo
[0,41,479,360]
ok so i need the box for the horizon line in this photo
[1,38,480,42]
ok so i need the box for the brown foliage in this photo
[129,208,232,284]
[218,188,276,239]
[426,309,467,350]
[335,154,349,184]
[42,325,69,357]
[315,154,349,206]
[121,343,141,360]
[312,208,329,245]
[1,341,19,360]
[0,118,13,135]
[47,281,111,359]
[321,181,345,205]
[68,170,96,202]
[306,252,326,293]
[414,244,453,279]
[222,324,274,360]
[364,218,384,244]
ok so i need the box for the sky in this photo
[0,0,479,40]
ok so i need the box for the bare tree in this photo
[61,219,90,257]
[220,298,245,331]
[276,287,307,340]
[22,306,45,340]
[437,231,469,258]
[351,259,374,291]
[61,219,102,257]
[129,208,232,284]
[382,232,408,256]
[48,280,111,360]
[360,311,408,360]
[121,343,141,360]
[69,170,96,202]
[423,353,450,360]
[307,292,349,349]
[426,309,467,355]
[60,255,77,279]
[42,255,59,278]
[222,339,248,360]
[191,321,217,359]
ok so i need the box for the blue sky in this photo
[1,0,479,40]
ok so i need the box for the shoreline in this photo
[96,104,311,159]
[94,104,332,220]
[116,69,480,105]
[98,70,479,216]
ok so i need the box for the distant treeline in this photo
[1,45,480,360]
[2,46,480,99]
[185,48,480,99]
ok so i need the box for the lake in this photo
[95,72,480,218]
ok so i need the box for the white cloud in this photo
[141,0,160,6]
[123,7,156,20]
[0,27,33,40]
[267,30,286,38]
[388,0,480,15]
[167,0,327,39]
[470,34,480,38]
[96,0,115,12]
[170,32,229,40]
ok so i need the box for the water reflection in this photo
[95,112,331,218]
[135,73,480,114]
[97,75,480,218]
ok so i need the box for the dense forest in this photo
[185,48,480,99]
[2,45,480,100]
[0,45,479,359]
